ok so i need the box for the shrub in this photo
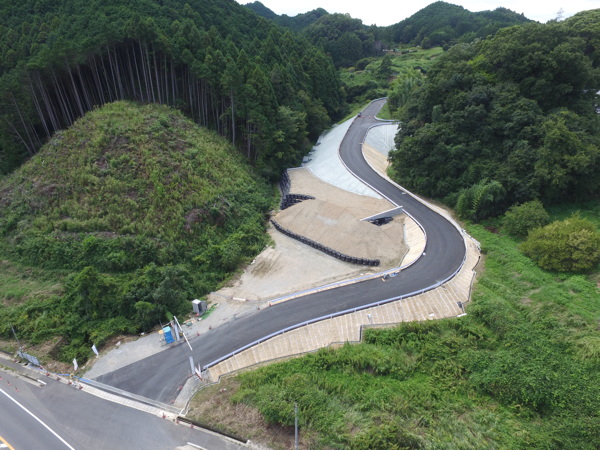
[502,200,550,237]
[520,214,600,272]
[455,179,505,221]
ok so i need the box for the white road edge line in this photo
[0,387,75,450]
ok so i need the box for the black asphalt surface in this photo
[96,99,466,404]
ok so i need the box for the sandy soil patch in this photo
[216,168,408,303]
[362,143,390,175]
[276,171,406,265]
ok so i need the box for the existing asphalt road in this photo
[96,99,466,404]
[0,362,245,449]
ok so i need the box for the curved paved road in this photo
[96,99,466,404]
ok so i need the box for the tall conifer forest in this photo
[0,0,345,176]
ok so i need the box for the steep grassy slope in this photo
[0,101,271,272]
[0,101,273,361]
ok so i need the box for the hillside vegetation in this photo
[0,0,344,176]
[390,10,600,219]
[245,1,530,68]
[342,46,444,110]
[387,1,531,48]
[245,2,328,32]
[189,202,600,449]
[0,101,273,362]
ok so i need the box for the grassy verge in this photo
[376,102,393,120]
[340,46,445,115]
[0,259,65,308]
[188,201,600,449]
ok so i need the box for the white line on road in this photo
[0,387,75,449]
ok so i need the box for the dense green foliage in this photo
[521,214,600,272]
[390,11,600,215]
[342,47,443,110]
[300,14,383,68]
[245,2,328,33]
[0,101,271,272]
[246,1,529,70]
[0,0,345,176]
[502,200,550,237]
[455,178,505,221]
[218,202,600,448]
[387,1,531,48]
[0,101,273,361]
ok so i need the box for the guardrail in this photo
[203,247,467,370]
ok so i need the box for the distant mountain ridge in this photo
[388,1,531,47]
[245,1,532,50]
[244,1,328,32]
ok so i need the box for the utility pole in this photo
[294,403,299,450]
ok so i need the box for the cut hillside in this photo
[0,101,273,363]
[0,101,272,273]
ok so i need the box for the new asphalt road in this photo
[96,99,466,404]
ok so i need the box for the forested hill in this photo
[0,100,272,271]
[0,0,344,176]
[389,9,600,220]
[244,1,328,32]
[387,1,531,48]
[0,101,273,360]
[245,1,530,68]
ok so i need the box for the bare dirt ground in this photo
[215,168,407,303]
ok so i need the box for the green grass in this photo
[0,257,65,307]
[0,244,66,307]
[547,200,600,224]
[376,102,393,120]
[189,201,600,449]
[0,101,272,273]
[387,46,445,71]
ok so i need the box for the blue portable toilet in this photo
[163,326,174,344]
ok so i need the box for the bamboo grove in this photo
[0,0,345,176]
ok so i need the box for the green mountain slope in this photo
[0,101,273,361]
[0,101,271,273]
[390,9,600,218]
[388,1,531,47]
[244,2,328,32]
[244,1,531,68]
[0,0,344,175]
